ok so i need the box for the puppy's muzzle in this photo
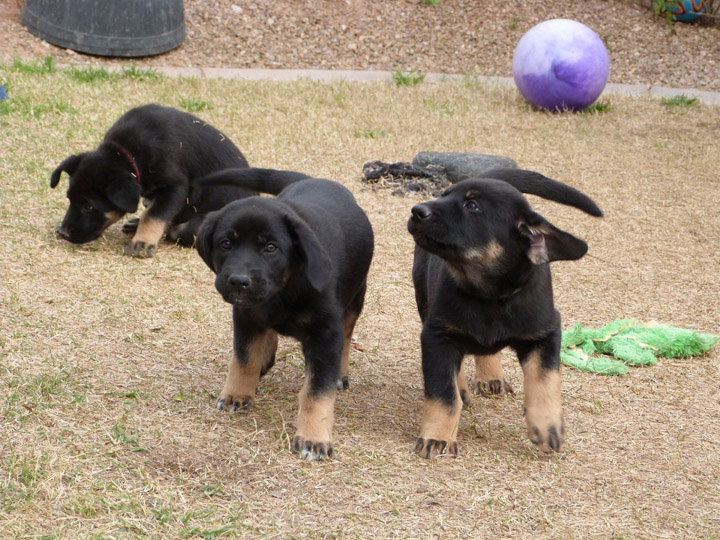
[55,225,71,241]
[410,204,433,222]
[227,273,252,289]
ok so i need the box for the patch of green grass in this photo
[353,127,386,139]
[0,96,77,117]
[509,15,520,30]
[66,66,117,83]
[422,0,439,5]
[10,56,56,75]
[182,524,237,539]
[121,64,162,81]
[180,98,212,112]
[582,99,612,114]
[423,97,455,116]
[2,443,49,502]
[391,70,426,87]
[3,369,71,420]
[108,418,146,452]
[152,505,176,525]
[662,94,698,107]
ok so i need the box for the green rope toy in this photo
[560,318,718,375]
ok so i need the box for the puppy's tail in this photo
[198,167,312,195]
[479,168,603,217]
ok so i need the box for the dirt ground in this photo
[1,0,719,91]
[1,3,719,539]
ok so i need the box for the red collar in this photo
[110,142,141,184]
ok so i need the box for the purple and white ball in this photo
[512,19,609,112]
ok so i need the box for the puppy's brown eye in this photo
[265,243,277,253]
[464,200,481,212]
[219,239,232,250]
[80,201,94,213]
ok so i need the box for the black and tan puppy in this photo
[50,103,254,257]
[196,168,374,461]
[407,168,602,458]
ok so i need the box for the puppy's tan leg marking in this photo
[475,353,514,397]
[522,351,564,453]
[104,211,125,228]
[128,213,166,257]
[457,361,471,406]
[292,379,336,461]
[414,397,461,458]
[338,310,360,390]
[216,331,277,412]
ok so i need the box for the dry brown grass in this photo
[1,64,719,539]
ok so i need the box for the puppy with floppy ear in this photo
[50,103,254,257]
[407,168,602,458]
[196,168,374,461]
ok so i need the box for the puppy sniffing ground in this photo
[50,103,254,257]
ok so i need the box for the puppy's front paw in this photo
[126,240,157,258]
[122,218,140,235]
[216,394,254,412]
[522,358,563,453]
[292,436,333,461]
[413,437,458,459]
[414,398,462,459]
[526,411,564,454]
[476,378,514,397]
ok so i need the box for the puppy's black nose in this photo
[411,204,432,221]
[228,273,252,288]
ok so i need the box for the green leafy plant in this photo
[652,0,679,26]
[391,69,426,87]
[422,0,439,5]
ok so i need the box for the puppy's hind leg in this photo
[457,361,471,406]
[337,283,368,391]
[474,353,514,397]
[165,215,206,248]
[121,217,139,235]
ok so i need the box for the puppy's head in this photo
[197,198,332,307]
[407,178,589,278]
[50,145,142,244]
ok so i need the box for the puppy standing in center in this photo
[195,168,374,461]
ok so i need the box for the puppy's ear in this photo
[50,153,85,188]
[284,214,333,291]
[106,179,141,214]
[196,211,220,272]
[517,211,588,263]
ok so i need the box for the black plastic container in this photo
[21,0,185,57]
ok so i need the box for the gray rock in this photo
[412,152,518,183]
